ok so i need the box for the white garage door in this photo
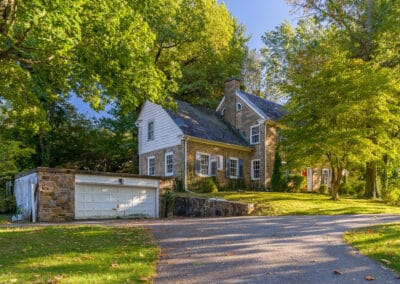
[75,183,157,219]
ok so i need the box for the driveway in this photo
[146,215,400,284]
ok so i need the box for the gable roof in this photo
[166,100,248,147]
[237,90,284,121]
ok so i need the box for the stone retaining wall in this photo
[173,196,257,217]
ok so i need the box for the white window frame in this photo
[229,157,239,179]
[147,156,155,176]
[217,155,224,171]
[221,108,225,116]
[236,102,242,112]
[165,152,173,176]
[147,120,154,141]
[251,159,261,180]
[250,124,260,145]
[321,168,331,186]
[197,152,211,177]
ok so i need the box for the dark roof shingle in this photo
[238,90,284,121]
[167,101,248,147]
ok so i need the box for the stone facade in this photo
[174,196,257,217]
[139,144,184,179]
[186,140,252,188]
[37,169,75,222]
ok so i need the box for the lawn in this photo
[182,191,400,215]
[0,225,158,283]
[344,223,400,275]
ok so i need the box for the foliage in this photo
[271,151,286,192]
[0,189,16,214]
[0,225,158,283]
[344,223,400,274]
[287,174,306,193]
[241,48,266,97]
[182,191,400,216]
[190,178,218,193]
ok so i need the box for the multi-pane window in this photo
[165,152,173,176]
[236,103,242,111]
[250,124,260,144]
[147,121,154,141]
[230,158,238,178]
[252,160,260,180]
[148,156,155,176]
[199,154,210,176]
[321,169,331,186]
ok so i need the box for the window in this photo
[250,124,260,144]
[217,155,224,170]
[236,102,242,111]
[230,158,238,178]
[321,168,331,186]
[252,160,261,180]
[147,121,154,141]
[199,153,210,176]
[148,156,155,176]
[165,152,173,176]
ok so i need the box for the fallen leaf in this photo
[138,276,148,282]
[34,274,41,278]
[333,270,343,275]
[111,262,119,267]
[365,275,375,281]
[10,279,17,283]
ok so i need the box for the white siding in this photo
[14,172,38,220]
[137,101,183,154]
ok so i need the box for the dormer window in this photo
[147,121,154,141]
[236,102,242,111]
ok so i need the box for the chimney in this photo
[223,78,241,128]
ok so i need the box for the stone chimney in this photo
[223,78,241,128]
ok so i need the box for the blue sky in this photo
[222,0,296,49]
[72,1,296,117]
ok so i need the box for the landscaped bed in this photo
[0,225,158,283]
[181,192,400,215]
[344,223,400,275]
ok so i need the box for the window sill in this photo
[165,172,174,177]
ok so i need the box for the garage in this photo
[75,174,159,219]
[13,168,168,222]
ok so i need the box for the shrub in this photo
[318,184,329,194]
[381,179,400,205]
[0,188,16,214]
[271,152,286,192]
[190,178,218,193]
[287,174,306,192]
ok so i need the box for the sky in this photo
[72,1,297,118]
[221,0,296,50]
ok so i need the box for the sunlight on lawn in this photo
[0,226,158,283]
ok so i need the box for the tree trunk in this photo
[364,161,379,198]
[330,167,343,201]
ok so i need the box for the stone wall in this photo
[139,144,184,179]
[186,140,252,188]
[37,169,75,222]
[174,196,257,217]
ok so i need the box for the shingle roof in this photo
[166,100,249,147]
[237,90,284,121]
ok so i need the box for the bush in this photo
[287,174,306,192]
[271,152,286,192]
[318,184,329,194]
[381,179,400,205]
[190,178,218,193]
[0,191,16,213]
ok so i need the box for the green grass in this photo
[182,191,400,215]
[344,223,400,275]
[0,225,158,283]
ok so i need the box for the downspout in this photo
[264,122,268,190]
[184,137,188,190]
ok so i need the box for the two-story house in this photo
[136,78,330,190]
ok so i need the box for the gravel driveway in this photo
[147,215,400,284]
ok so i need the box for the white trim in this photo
[184,138,188,189]
[216,96,226,112]
[250,124,260,145]
[229,157,239,179]
[147,156,155,176]
[217,155,224,170]
[147,120,155,141]
[164,151,174,176]
[236,102,242,111]
[236,90,266,119]
[196,152,211,177]
[251,159,261,180]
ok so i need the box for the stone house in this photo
[136,78,330,190]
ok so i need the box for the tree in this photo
[266,19,400,200]
[271,151,286,191]
[241,48,266,97]
[286,0,400,198]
